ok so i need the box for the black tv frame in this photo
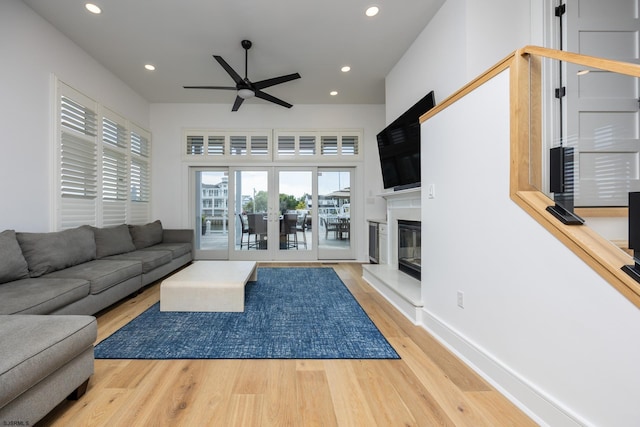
[376,91,435,191]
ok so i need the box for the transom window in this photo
[183,131,271,159]
[183,129,362,162]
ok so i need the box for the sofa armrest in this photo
[162,229,194,244]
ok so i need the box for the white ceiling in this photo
[22,0,444,109]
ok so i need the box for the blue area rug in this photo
[95,267,399,359]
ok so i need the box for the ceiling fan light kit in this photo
[237,88,255,99]
[183,39,301,111]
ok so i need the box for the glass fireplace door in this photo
[398,220,421,280]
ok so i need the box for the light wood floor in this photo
[38,263,537,426]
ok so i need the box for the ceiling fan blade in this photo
[183,86,237,90]
[253,73,301,90]
[254,90,293,108]
[213,55,243,85]
[232,95,245,111]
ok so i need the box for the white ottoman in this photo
[160,261,257,312]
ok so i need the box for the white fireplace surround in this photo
[362,188,423,323]
[384,189,422,268]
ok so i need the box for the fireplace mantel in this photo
[380,187,421,203]
[362,188,423,323]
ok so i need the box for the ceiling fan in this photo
[183,40,301,111]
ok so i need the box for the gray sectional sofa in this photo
[0,220,193,425]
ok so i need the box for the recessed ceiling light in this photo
[365,6,379,17]
[144,64,156,71]
[341,66,351,73]
[85,3,102,14]
[330,91,338,96]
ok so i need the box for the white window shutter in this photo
[130,125,151,224]
[58,85,98,228]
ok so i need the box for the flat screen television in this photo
[376,91,435,190]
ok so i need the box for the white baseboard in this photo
[420,310,590,427]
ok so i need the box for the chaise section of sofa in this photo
[0,314,97,426]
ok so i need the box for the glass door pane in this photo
[276,169,315,260]
[231,169,274,260]
[193,169,229,259]
[318,169,354,259]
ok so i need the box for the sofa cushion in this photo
[16,226,96,278]
[0,230,30,284]
[0,278,89,315]
[141,242,192,259]
[93,224,136,258]
[45,259,142,295]
[0,314,96,410]
[104,249,172,274]
[129,220,163,249]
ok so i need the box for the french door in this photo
[230,167,315,261]
[192,166,355,261]
[316,168,354,259]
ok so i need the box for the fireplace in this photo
[398,220,421,280]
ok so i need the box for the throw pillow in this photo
[129,220,163,249]
[93,224,136,258]
[0,230,30,284]
[17,226,96,277]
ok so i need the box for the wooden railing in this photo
[420,46,640,309]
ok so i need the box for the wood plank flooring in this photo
[38,263,536,426]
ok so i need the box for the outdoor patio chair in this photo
[248,213,268,249]
[296,212,308,249]
[283,213,298,249]
[238,214,254,249]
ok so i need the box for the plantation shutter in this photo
[250,135,269,155]
[186,135,204,155]
[102,111,129,226]
[57,79,152,229]
[341,135,359,155]
[299,135,316,155]
[208,135,225,156]
[59,85,98,229]
[130,125,151,224]
[230,136,247,155]
[321,136,338,155]
[277,135,296,155]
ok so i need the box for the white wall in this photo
[386,0,532,123]
[422,69,640,427]
[0,0,149,232]
[150,103,386,259]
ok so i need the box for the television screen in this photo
[377,91,435,190]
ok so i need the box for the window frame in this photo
[55,79,152,229]
[183,129,363,163]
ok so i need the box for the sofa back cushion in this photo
[93,224,136,258]
[0,230,30,284]
[129,220,163,249]
[16,226,96,277]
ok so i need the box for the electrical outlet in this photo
[457,291,464,308]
